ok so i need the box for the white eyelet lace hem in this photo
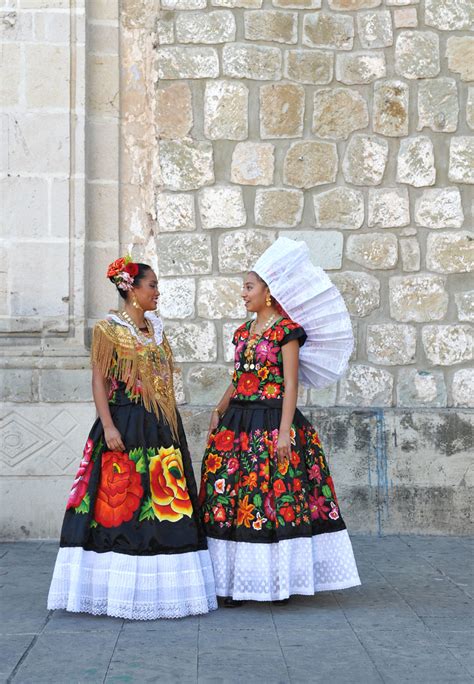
[47,547,217,619]
[207,529,361,601]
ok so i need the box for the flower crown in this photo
[106,255,139,291]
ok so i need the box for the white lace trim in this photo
[207,529,361,601]
[106,310,164,346]
[47,547,217,619]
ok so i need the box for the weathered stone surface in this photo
[415,188,464,228]
[309,385,337,407]
[274,0,321,6]
[26,45,70,109]
[394,7,418,28]
[212,0,262,6]
[0,369,34,403]
[284,141,338,188]
[426,232,474,274]
[222,44,282,80]
[197,277,246,319]
[39,370,91,403]
[159,278,195,319]
[312,88,368,140]
[157,13,175,44]
[244,10,298,44]
[398,369,447,408]
[452,369,474,408]
[446,37,474,81]
[313,187,364,230]
[223,322,238,362]
[357,10,393,49]
[156,235,212,276]
[329,0,381,8]
[156,193,196,232]
[218,230,276,273]
[368,188,410,228]
[425,0,473,31]
[175,10,236,43]
[162,0,205,7]
[422,325,474,366]
[280,231,343,269]
[204,80,248,141]
[389,275,448,322]
[157,47,219,79]
[198,186,246,229]
[166,322,217,363]
[367,324,416,365]
[455,291,474,322]
[2,177,48,239]
[346,233,398,270]
[373,80,409,137]
[331,272,380,318]
[343,135,388,186]
[303,12,354,50]
[400,238,421,272]
[1,44,20,106]
[231,142,274,186]
[417,78,458,133]
[187,365,233,405]
[157,83,192,139]
[336,51,386,84]
[255,188,304,227]
[159,140,214,191]
[260,84,305,138]
[284,49,333,84]
[467,88,474,130]
[397,136,436,187]
[448,137,474,184]
[395,31,440,79]
[338,365,394,407]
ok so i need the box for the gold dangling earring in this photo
[265,291,272,307]
[131,294,143,311]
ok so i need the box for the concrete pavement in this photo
[1,536,473,683]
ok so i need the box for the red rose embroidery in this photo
[124,262,139,277]
[262,383,281,399]
[227,457,239,475]
[214,430,235,452]
[93,451,143,528]
[264,491,276,521]
[237,373,260,396]
[273,479,286,497]
[66,438,94,510]
[280,505,295,523]
[240,432,249,451]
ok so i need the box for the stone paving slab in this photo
[0,536,472,684]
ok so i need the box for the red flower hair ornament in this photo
[106,255,139,291]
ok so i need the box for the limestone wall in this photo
[0,0,473,538]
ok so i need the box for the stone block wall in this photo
[0,0,472,538]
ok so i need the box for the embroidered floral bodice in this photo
[231,317,306,401]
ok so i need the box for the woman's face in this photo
[131,269,159,312]
[242,272,268,313]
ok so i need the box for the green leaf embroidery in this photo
[129,447,147,474]
[280,494,295,504]
[138,497,155,522]
[74,492,90,515]
[206,482,214,497]
[253,493,262,508]
[90,519,98,529]
[217,495,229,504]
[277,515,285,526]
[322,484,332,499]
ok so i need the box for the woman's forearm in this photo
[92,370,115,428]
[216,383,235,415]
[279,383,297,433]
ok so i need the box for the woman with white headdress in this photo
[199,237,360,605]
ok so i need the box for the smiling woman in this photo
[47,256,217,620]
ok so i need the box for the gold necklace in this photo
[243,312,279,371]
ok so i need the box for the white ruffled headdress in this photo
[252,237,353,389]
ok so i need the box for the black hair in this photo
[109,263,153,300]
[248,270,267,286]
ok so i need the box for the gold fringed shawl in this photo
[91,317,179,441]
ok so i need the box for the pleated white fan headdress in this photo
[252,237,354,389]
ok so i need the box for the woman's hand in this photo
[207,410,220,441]
[276,430,291,464]
[104,424,125,451]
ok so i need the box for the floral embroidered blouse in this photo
[231,317,307,401]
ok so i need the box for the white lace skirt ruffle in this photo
[208,529,361,601]
[47,546,217,619]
